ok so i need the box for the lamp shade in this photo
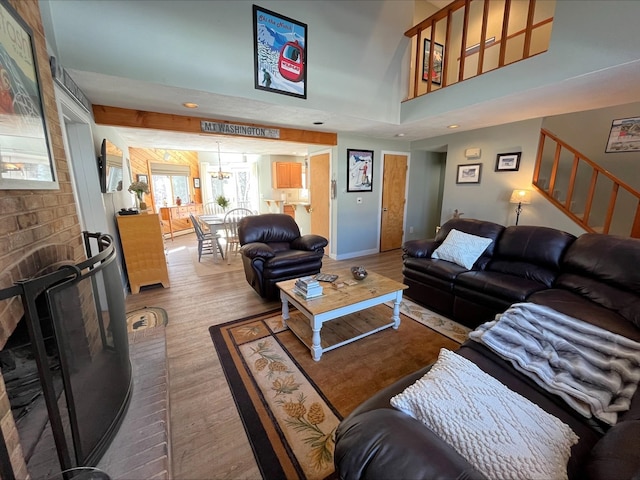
[510,189,532,204]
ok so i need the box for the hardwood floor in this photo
[124,232,404,479]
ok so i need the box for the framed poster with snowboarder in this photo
[253,5,307,99]
[347,149,374,192]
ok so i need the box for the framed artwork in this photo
[0,0,57,190]
[605,117,640,152]
[495,152,521,171]
[193,177,200,189]
[422,39,444,85]
[137,174,148,183]
[347,149,373,192]
[456,163,482,184]
[253,5,307,99]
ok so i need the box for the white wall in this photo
[411,119,587,237]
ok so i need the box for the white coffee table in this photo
[276,270,408,361]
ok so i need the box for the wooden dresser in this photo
[160,204,203,239]
[116,213,170,294]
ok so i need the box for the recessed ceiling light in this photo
[313,121,324,125]
[447,124,460,129]
[395,133,406,137]
[183,102,199,109]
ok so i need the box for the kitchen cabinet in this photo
[116,213,170,294]
[272,162,303,189]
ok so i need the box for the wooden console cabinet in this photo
[116,213,170,294]
[160,203,203,239]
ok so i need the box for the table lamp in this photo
[510,189,532,225]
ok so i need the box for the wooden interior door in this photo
[380,153,408,251]
[309,152,331,251]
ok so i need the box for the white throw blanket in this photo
[469,302,640,425]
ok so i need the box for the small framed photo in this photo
[422,39,444,85]
[456,163,482,184]
[137,174,148,183]
[605,117,640,152]
[495,152,521,172]
[193,177,201,189]
[347,149,373,192]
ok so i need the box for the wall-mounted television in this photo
[97,139,124,193]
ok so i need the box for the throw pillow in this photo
[431,228,492,269]
[391,348,579,480]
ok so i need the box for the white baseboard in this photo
[332,248,379,261]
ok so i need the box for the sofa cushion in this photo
[487,225,576,287]
[528,289,640,342]
[455,270,548,302]
[584,420,640,480]
[432,229,493,269]
[433,219,504,269]
[557,234,640,328]
[403,257,469,283]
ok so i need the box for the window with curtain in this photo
[150,162,191,208]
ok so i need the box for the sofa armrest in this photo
[584,420,640,480]
[335,408,486,480]
[239,242,276,259]
[403,239,438,258]
[291,234,328,252]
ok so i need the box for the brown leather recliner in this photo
[238,214,328,300]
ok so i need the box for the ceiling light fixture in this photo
[395,133,406,137]
[215,142,231,180]
[183,102,199,109]
[447,124,460,129]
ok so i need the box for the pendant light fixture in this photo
[215,141,231,180]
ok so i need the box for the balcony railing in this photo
[404,0,554,100]
[534,128,640,238]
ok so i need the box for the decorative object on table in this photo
[315,273,339,283]
[128,180,149,210]
[495,152,522,171]
[605,116,640,152]
[347,149,373,192]
[509,189,532,225]
[456,163,482,184]
[422,39,444,85]
[216,194,230,211]
[193,177,200,188]
[176,196,182,206]
[294,275,323,299]
[0,0,56,190]
[351,266,368,280]
[253,5,307,99]
[452,209,464,219]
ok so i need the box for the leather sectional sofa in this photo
[334,219,640,480]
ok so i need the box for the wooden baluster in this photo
[602,184,619,234]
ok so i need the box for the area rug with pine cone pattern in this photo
[209,304,465,479]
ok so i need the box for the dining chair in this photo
[203,202,226,215]
[223,208,253,264]
[189,213,224,262]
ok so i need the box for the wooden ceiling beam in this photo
[92,105,338,146]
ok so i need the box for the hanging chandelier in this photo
[215,142,231,180]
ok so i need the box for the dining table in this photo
[198,214,226,262]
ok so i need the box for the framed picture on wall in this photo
[422,39,444,85]
[137,174,148,183]
[605,117,640,152]
[347,149,373,192]
[253,5,307,99]
[0,0,57,190]
[495,152,521,171]
[456,163,481,184]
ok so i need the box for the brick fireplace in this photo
[0,1,88,477]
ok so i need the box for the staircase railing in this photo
[404,0,554,100]
[534,128,640,238]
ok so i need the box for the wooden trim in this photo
[459,0,471,82]
[478,0,491,76]
[498,0,511,67]
[404,0,466,38]
[632,202,640,238]
[583,169,599,224]
[523,0,536,57]
[603,184,619,234]
[92,105,338,146]
[443,9,453,88]
[565,155,579,210]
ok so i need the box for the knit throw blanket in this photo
[470,302,640,425]
[391,348,579,480]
